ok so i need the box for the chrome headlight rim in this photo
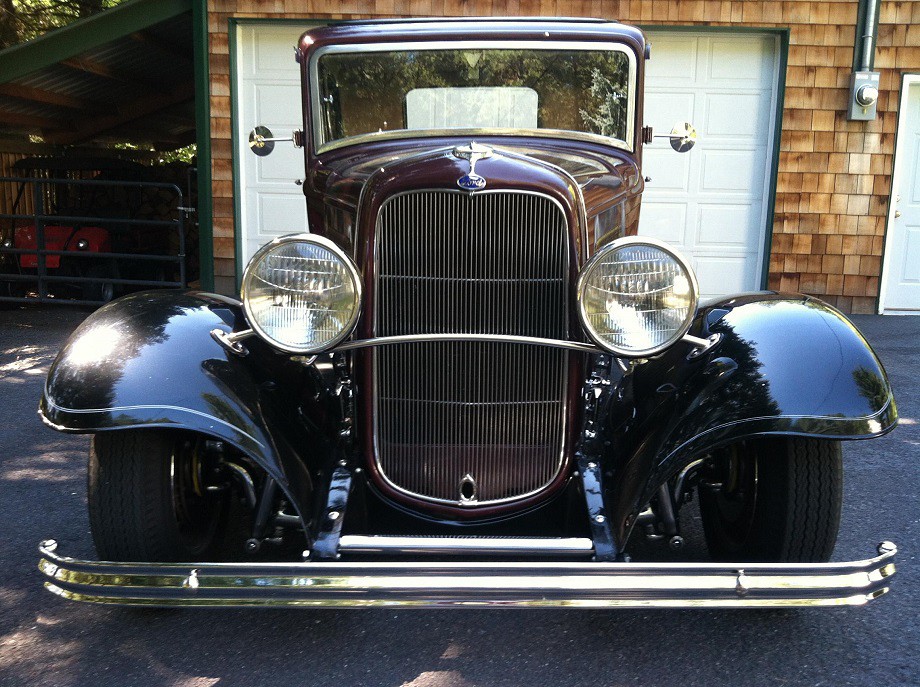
[576,236,699,358]
[241,233,362,355]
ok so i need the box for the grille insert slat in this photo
[374,190,569,505]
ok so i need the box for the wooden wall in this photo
[0,151,33,217]
[206,1,920,313]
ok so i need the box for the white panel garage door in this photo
[236,24,315,266]
[639,32,780,299]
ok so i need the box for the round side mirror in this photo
[249,126,275,157]
[669,122,697,153]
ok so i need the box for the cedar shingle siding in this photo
[207,1,920,314]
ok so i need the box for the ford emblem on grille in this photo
[457,173,486,190]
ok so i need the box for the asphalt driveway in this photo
[1,304,918,687]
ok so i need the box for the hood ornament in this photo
[454,142,493,191]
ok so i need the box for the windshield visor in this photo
[311,41,637,152]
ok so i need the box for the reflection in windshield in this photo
[316,47,632,147]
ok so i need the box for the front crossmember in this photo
[38,540,896,609]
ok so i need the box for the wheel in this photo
[698,437,842,563]
[0,279,20,308]
[88,430,228,561]
[81,263,116,303]
[0,262,24,308]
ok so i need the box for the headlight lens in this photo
[577,237,698,357]
[241,234,361,354]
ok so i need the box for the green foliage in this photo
[579,67,629,139]
[0,0,125,49]
[113,142,196,164]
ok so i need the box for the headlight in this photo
[241,234,361,354]
[577,237,698,357]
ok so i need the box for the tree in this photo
[0,0,122,50]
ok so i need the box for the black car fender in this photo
[39,290,323,530]
[604,293,898,544]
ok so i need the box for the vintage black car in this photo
[38,18,898,608]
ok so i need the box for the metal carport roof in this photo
[0,0,194,149]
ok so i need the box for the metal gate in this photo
[0,175,188,306]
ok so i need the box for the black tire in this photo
[0,265,24,308]
[0,279,19,308]
[81,263,116,303]
[88,430,228,562]
[699,437,842,563]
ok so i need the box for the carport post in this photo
[192,0,213,292]
[31,179,47,299]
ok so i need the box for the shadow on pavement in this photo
[1,305,917,687]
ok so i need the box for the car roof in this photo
[298,17,646,56]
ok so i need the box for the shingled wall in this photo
[206,1,920,313]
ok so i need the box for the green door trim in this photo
[193,0,213,291]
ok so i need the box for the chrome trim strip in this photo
[338,535,594,556]
[38,540,897,609]
[665,397,897,449]
[309,40,638,154]
[337,333,601,354]
[40,397,267,449]
[317,128,635,155]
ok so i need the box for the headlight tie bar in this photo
[210,329,720,359]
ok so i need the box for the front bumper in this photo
[38,540,897,609]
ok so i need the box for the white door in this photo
[880,76,920,313]
[639,32,780,299]
[236,24,314,266]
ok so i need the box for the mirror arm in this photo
[248,126,303,156]
[648,122,698,153]
[253,132,303,147]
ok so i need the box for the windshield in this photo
[312,42,636,151]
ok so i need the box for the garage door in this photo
[639,32,780,299]
[235,26,779,296]
[235,24,315,268]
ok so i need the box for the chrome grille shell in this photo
[373,189,571,506]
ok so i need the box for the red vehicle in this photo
[1,156,146,302]
[13,224,110,270]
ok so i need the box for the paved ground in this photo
[0,305,918,687]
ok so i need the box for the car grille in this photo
[374,190,570,505]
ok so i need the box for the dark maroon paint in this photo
[291,18,649,518]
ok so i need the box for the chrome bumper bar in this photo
[337,535,595,556]
[38,540,897,609]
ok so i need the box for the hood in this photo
[308,137,641,216]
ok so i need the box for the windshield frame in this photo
[308,40,638,154]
